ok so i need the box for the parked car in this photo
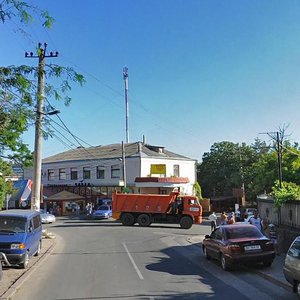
[283,236,300,298]
[39,209,56,224]
[0,210,42,269]
[93,205,112,219]
[202,224,275,271]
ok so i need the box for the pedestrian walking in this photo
[208,212,218,232]
[248,211,263,232]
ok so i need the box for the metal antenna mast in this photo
[123,67,129,143]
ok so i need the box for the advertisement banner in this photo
[150,164,166,175]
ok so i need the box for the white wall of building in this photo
[24,155,196,195]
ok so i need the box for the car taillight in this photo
[227,244,241,253]
[264,241,274,251]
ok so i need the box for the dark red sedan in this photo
[202,224,275,271]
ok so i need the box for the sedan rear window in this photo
[225,226,263,239]
[98,205,110,210]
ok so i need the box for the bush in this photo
[272,180,300,208]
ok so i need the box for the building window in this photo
[111,165,120,178]
[96,167,105,179]
[59,168,66,180]
[83,167,91,179]
[48,169,55,181]
[174,165,180,177]
[71,168,78,180]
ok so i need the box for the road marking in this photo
[122,242,144,280]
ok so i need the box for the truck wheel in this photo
[180,216,193,229]
[121,213,135,226]
[137,214,151,227]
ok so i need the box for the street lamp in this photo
[31,109,60,211]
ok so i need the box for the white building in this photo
[24,142,197,203]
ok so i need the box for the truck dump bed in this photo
[112,192,178,214]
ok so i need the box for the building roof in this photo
[42,142,195,163]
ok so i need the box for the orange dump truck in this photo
[112,191,202,229]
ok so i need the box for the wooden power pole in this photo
[25,43,58,210]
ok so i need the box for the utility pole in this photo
[276,131,283,188]
[123,67,129,143]
[25,43,58,210]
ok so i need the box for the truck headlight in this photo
[11,243,25,250]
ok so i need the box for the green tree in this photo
[193,182,202,199]
[198,141,257,198]
[0,1,84,209]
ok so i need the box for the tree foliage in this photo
[0,0,54,28]
[272,180,300,208]
[198,138,300,205]
[0,1,85,209]
[198,141,258,201]
[193,182,202,199]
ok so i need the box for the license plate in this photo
[190,207,199,211]
[244,245,261,251]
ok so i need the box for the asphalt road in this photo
[10,218,297,300]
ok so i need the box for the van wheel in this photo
[137,214,151,227]
[34,240,42,256]
[180,216,193,229]
[20,252,29,269]
[121,213,135,226]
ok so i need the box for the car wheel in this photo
[221,254,230,271]
[203,246,211,260]
[20,251,29,269]
[137,214,151,227]
[263,260,273,267]
[121,213,135,226]
[34,240,42,257]
[180,216,193,229]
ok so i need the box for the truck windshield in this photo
[0,216,27,233]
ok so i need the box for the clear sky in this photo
[2,0,300,161]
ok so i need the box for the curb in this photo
[251,268,292,292]
[0,238,55,300]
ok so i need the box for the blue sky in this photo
[2,0,300,161]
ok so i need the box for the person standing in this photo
[208,212,218,231]
[220,211,228,225]
[268,224,279,255]
[248,211,263,231]
[228,212,235,224]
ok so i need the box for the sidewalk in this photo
[187,235,292,291]
[0,235,55,300]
